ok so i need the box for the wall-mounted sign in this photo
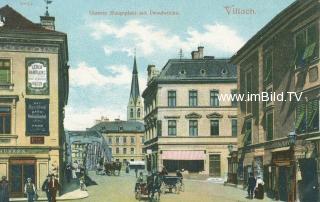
[30,136,45,144]
[26,99,49,136]
[26,58,49,95]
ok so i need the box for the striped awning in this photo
[162,150,206,160]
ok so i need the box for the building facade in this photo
[0,5,69,197]
[90,120,145,165]
[65,130,111,170]
[143,47,238,177]
[231,1,320,201]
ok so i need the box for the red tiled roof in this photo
[0,5,64,35]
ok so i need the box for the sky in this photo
[1,0,295,130]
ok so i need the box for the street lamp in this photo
[288,131,297,146]
[288,130,297,202]
[228,144,233,154]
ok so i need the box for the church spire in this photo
[130,55,140,101]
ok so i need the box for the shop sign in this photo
[0,148,49,154]
[26,58,49,95]
[26,99,49,135]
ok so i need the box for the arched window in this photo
[137,108,141,118]
[130,108,133,118]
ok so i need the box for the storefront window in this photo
[0,106,11,134]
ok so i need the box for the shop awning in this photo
[271,146,290,153]
[162,150,206,160]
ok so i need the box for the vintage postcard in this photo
[0,0,319,201]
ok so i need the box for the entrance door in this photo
[299,159,319,202]
[209,154,221,177]
[9,159,36,197]
[278,166,288,201]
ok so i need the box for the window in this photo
[210,90,219,107]
[231,89,238,107]
[264,51,273,85]
[0,106,11,134]
[231,119,237,137]
[118,126,123,131]
[244,119,252,145]
[0,59,11,84]
[307,99,319,132]
[116,148,119,154]
[168,120,177,136]
[266,112,273,141]
[210,120,219,136]
[296,102,306,133]
[168,91,176,107]
[116,137,120,144]
[123,137,127,144]
[141,136,144,143]
[130,108,134,118]
[309,66,318,82]
[245,71,252,114]
[294,23,319,68]
[108,137,112,144]
[123,148,127,154]
[189,90,198,107]
[189,120,198,136]
[137,108,141,118]
[130,148,135,154]
[131,137,135,144]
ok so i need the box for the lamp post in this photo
[288,130,297,202]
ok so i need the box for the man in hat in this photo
[0,176,9,202]
[42,175,52,202]
[24,177,36,202]
[48,175,60,202]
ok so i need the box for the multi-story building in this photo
[231,0,320,201]
[143,47,238,177]
[90,56,145,165]
[0,5,69,197]
[65,130,111,170]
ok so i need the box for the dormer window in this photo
[180,70,186,75]
[119,126,123,131]
[200,69,206,75]
[221,68,227,75]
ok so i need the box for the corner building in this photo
[0,6,69,197]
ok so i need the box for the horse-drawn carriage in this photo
[103,161,122,176]
[160,176,183,194]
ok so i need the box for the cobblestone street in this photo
[64,171,274,202]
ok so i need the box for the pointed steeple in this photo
[129,55,140,102]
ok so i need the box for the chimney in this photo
[191,51,199,59]
[147,64,159,82]
[40,15,55,30]
[198,46,204,59]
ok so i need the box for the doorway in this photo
[278,166,288,201]
[209,154,221,177]
[9,158,36,197]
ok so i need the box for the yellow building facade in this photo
[0,6,69,197]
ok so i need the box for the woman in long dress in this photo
[0,176,9,202]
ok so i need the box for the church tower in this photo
[127,55,144,121]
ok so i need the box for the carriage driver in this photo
[134,172,145,192]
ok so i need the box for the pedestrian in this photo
[73,161,80,178]
[0,176,9,202]
[66,164,72,183]
[42,175,52,202]
[24,178,37,202]
[49,175,60,202]
[254,176,265,199]
[135,167,138,178]
[247,173,256,199]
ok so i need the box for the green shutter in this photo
[0,69,9,83]
[303,43,316,60]
[307,100,319,129]
[295,103,306,131]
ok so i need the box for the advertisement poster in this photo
[26,58,49,95]
[0,0,319,202]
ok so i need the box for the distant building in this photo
[143,47,238,177]
[65,130,111,170]
[231,0,320,201]
[90,56,145,165]
[91,120,145,165]
[0,5,69,197]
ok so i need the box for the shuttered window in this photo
[307,99,319,132]
[264,52,273,85]
[266,112,273,141]
[0,59,11,84]
[296,102,306,133]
